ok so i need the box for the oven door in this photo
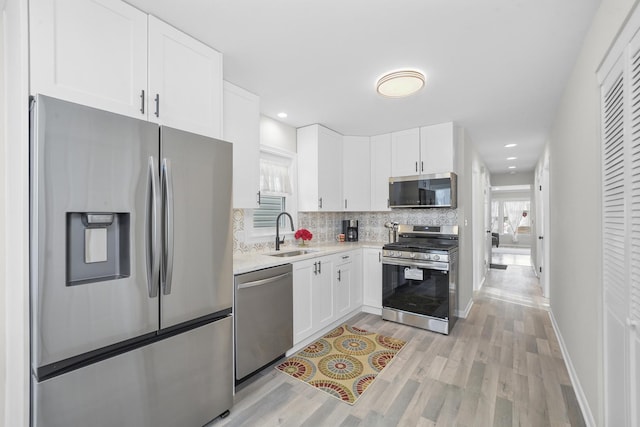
[382,257,450,320]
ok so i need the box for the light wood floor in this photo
[209,265,584,427]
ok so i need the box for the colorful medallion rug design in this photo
[276,324,407,405]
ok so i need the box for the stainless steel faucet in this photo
[275,212,294,250]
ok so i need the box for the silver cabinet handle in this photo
[415,161,418,172]
[237,272,291,290]
[342,255,349,260]
[337,269,341,281]
[154,93,160,117]
[140,89,145,115]
[421,161,424,172]
[161,158,174,295]
[319,197,323,209]
[318,260,322,274]
[387,198,390,208]
[345,199,347,209]
[257,191,261,206]
[313,262,318,275]
[145,156,160,298]
[378,251,381,262]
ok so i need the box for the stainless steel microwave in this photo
[389,172,457,208]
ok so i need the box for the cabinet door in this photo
[334,258,351,318]
[370,133,392,211]
[391,128,420,176]
[148,16,223,138]
[313,257,335,330]
[297,126,320,211]
[349,251,363,309]
[292,261,314,344]
[30,0,148,119]
[420,122,456,174]
[223,82,261,209]
[363,248,382,309]
[317,127,344,210]
[343,136,371,211]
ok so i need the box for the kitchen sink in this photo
[268,249,317,257]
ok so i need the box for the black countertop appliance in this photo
[342,219,359,242]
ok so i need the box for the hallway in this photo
[211,264,583,426]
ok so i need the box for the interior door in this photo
[159,127,233,329]
[31,95,160,369]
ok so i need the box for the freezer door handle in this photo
[146,157,160,297]
[161,158,175,295]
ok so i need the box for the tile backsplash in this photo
[233,208,457,254]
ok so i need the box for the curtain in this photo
[259,159,292,194]
[503,201,529,243]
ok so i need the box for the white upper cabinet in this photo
[343,136,370,211]
[30,0,223,138]
[223,82,260,209]
[148,16,223,138]
[391,128,420,176]
[297,125,343,211]
[420,122,457,174]
[30,0,148,118]
[390,123,457,177]
[370,133,392,211]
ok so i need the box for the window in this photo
[243,146,297,242]
[253,195,286,228]
[491,199,530,242]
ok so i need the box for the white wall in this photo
[545,0,636,424]
[491,171,534,186]
[0,5,6,424]
[260,115,296,152]
[457,128,488,316]
[2,0,29,425]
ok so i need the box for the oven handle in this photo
[381,257,449,271]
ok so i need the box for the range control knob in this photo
[433,255,440,261]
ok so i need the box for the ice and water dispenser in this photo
[66,212,130,285]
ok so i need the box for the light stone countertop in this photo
[233,241,386,275]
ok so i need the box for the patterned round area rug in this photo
[276,324,407,405]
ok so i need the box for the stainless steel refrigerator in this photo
[29,95,233,427]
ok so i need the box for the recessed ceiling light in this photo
[507,157,517,160]
[508,166,516,169]
[376,70,425,98]
[504,143,517,148]
[277,112,288,118]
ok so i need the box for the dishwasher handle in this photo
[236,272,292,290]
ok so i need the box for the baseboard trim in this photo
[361,305,382,315]
[457,298,474,319]
[548,309,596,427]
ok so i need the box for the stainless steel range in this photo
[382,225,459,334]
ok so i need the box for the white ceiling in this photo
[126,0,600,173]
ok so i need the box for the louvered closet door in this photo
[629,33,640,427]
[601,55,631,427]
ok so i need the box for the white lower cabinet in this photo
[363,248,383,311]
[334,254,353,319]
[292,250,363,346]
[348,251,363,309]
[292,256,334,344]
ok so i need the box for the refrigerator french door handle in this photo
[146,157,160,298]
[161,158,175,295]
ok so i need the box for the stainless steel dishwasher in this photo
[234,263,293,383]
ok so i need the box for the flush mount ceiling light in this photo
[507,157,517,160]
[376,70,425,98]
[504,143,517,148]
[277,112,288,118]
[508,166,517,169]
